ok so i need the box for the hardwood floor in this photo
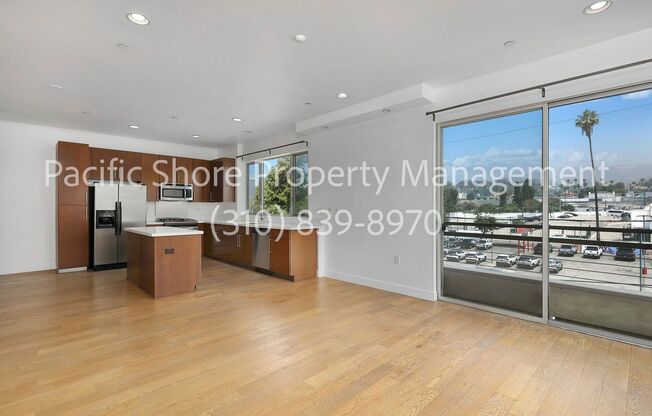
[1,258,652,415]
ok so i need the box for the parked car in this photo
[517,255,540,270]
[495,254,517,267]
[465,251,487,264]
[558,244,577,256]
[474,239,493,250]
[614,247,636,262]
[558,214,573,219]
[582,245,603,258]
[548,259,563,273]
[564,212,579,217]
[443,241,461,255]
[446,249,466,262]
[534,243,553,255]
[460,238,479,249]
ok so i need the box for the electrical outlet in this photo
[393,256,401,265]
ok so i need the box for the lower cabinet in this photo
[204,224,317,281]
[205,224,252,267]
[57,205,89,270]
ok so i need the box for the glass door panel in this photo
[440,109,544,317]
[548,87,652,340]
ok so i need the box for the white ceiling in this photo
[1,0,651,148]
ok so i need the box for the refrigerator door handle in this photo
[114,201,120,236]
[119,201,124,235]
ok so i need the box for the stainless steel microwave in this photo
[159,184,193,201]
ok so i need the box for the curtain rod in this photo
[425,57,652,119]
[236,140,308,160]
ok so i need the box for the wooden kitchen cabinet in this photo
[269,231,290,275]
[57,205,89,269]
[209,158,236,202]
[233,228,252,266]
[56,141,91,271]
[192,159,211,201]
[57,141,91,206]
[175,157,193,185]
[270,229,317,281]
[90,148,141,182]
[205,224,252,267]
[157,156,174,185]
[141,153,162,201]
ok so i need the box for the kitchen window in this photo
[247,152,309,216]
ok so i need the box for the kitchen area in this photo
[56,140,318,298]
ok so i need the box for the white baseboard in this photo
[0,263,56,276]
[321,270,437,301]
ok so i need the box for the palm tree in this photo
[575,109,601,240]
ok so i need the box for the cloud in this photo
[622,90,652,100]
[567,150,585,163]
[450,147,540,168]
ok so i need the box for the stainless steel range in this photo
[157,217,199,230]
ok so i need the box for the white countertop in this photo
[203,220,320,231]
[125,226,204,237]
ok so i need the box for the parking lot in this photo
[444,240,652,293]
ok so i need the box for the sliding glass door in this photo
[437,84,652,345]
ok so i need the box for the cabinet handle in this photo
[85,191,88,205]
[209,191,213,202]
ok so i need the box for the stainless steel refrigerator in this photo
[90,182,147,270]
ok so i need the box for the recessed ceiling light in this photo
[232,117,244,122]
[503,40,517,47]
[81,111,90,115]
[116,43,130,49]
[129,125,140,129]
[584,1,612,14]
[321,125,329,129]
[304,102,312,106]
[127,12,150,25]
[47,84,63,89]
[336,92,349,99]
[381,108,392,113]
[293,34,307,43]
[191,135,200,139]
[170,115,179,120]
[242,130,253,134]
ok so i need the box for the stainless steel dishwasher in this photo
[252,230,270,270]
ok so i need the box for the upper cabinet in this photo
[192,159,211,202]
[141,153,162,202]
[210,158,236,203]
[90,148,141,182]
[56,141,91,206]
[58,141,234,204]
[175,157,193,185]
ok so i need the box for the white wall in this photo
[0,120,220,275]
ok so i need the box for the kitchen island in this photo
[125,226,203,298]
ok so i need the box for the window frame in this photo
[246,151,309,216]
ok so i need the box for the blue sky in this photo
[443,88,652,184]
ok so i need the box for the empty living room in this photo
[1,1,652,415]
